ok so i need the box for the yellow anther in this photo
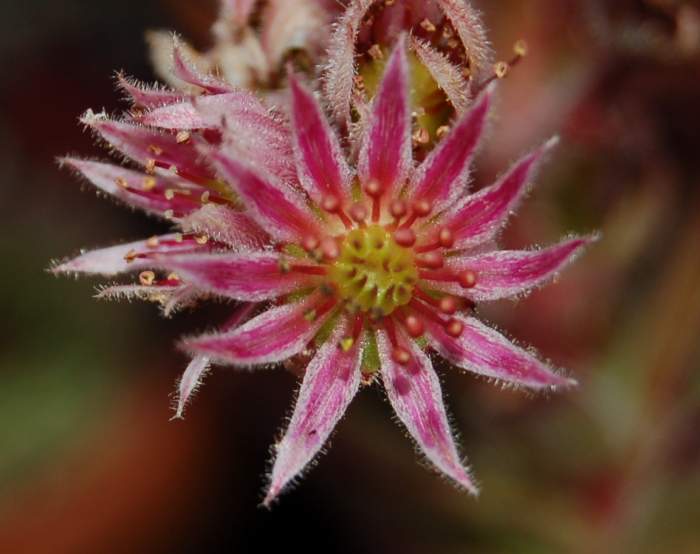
[514,39,528,57]
[412,127,430,146]
[164,189,175,200]
[167,272,180,282]
[142,177,157,191]
[340,337,355,352]
[148,144,163,156]
[200,191,210,204]
[176,131,191,144]
[368,44,383,61]
[436,125,450,139]
[494,61,509,79]
[146,236,160,248]
[139,271,156,286]
[115,177,129,189]
[194,235,209,245]
[304,309,318,322]
[420,18,436,33]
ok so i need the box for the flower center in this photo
[329,225,418,316]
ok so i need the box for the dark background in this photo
[1,1,700,552]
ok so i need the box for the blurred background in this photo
[1,0,699,552]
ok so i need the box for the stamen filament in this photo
[290,264,328,276]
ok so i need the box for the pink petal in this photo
[172,38,233,94]
[358,36,412,196]
[174,355,211,419]
[264,319,362,505]
[183,294,335,365]
[436,0,492,83]
[323,0,374,125]
[289,73,352,204]
[81,111,215,183]
[376,328,478,494]
[116,74,187,109]
[156,251,322,301]
[411,38,470,114]
[61,158,203,217]
[432,236,597,301]
[138,91,270,130]
[52,233,206,276]
[409,85,492,211]
[174,302,256,419]
[443,137,559,248]
[210,148,320,243]
[426,315,576,390]
[95,283,200,318]
[154,94,297,185]
[215,105,297,186]
[179,204,268,249]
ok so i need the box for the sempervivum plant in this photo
[54,15,596,503]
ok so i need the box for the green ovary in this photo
[329,225,418,316]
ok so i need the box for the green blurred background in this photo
[1,1,699,552]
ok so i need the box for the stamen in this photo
[420,18,436,33]
[413,199,433,217]
[409,298,445,326]
[321,195,340,213]
[436,125,450,140]
[417,269,478,289]
[320,237,340,261]
[400,199,432,229]
[384,316,399,347]
[340,337,355,352]
[438,296,458,315]
[474,40,527,95]
[290,264,328,276]
[175,131,191,144]
[413,287,440,308]
[364,180,383,223]
[142,177,157,191]
[416,252,444,269]
[368,44,383,61]
[393,228,416,248]
[445,318,464,338]
[321,195,353,229]
[412,127,430,146]
[390,199,408,220]
[392,347,411,366]
[403,313,425,338]
[458,270,477,289]
[438,228,455,248]
[139,271,156,286]
[349,203,368,226]
[302,235,320,252]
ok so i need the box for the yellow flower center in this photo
[329,225,418,316]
